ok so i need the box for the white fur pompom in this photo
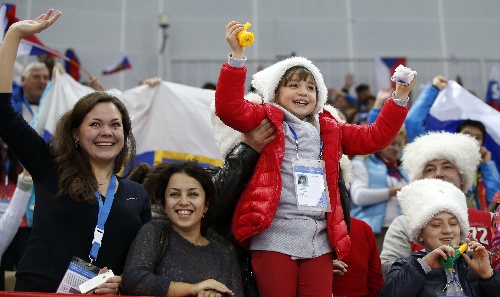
[390,65,417,86]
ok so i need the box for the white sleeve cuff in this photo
[417,258,432,274]
[391,91,409,106]
[228,54,247,68]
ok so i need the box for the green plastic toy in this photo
[438,243,468,269]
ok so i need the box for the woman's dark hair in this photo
[130,162,152,185]
[147,160,214,211]
[137,163,170,202]
[50,91,136,203]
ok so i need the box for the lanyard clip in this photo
[92,226,104,245]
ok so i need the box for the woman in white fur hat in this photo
[380,179,498,297]
[214,21,416,296]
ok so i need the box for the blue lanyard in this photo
[444,262,462,292]
[286,122,323,159]
[89,173,117,263]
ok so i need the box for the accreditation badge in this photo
[292,158,331,212]
[56,256,100,293]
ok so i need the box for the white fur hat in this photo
[251,57,327,115]
[397,178,469,247]
[401,131,480,193]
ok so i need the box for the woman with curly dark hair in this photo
[122,160,244,297]
[0,10,151,294]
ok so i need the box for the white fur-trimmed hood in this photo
[210,93,262,161]
[251,56,327,115]
[397,178,469,247]
[401,131,480,193]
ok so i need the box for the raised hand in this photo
[394,67,417,100]
[225,21,245,59]
[87,76,105,91]
[432,75,448,90]
[9,9,61,39]
[343,73,355,90]
[142,77,162,88]
[1,9,61,92]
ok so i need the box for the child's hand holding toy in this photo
[392,65,417,99]
[237,22,254,47]
[438,243,468,269]
[391,64,417,86]
[226,21,254,59]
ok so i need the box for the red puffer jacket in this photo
[215,63,408,259]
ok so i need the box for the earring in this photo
[74,140,80,148]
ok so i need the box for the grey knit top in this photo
[121,221,244,296]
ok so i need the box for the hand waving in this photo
[9,9,61,39]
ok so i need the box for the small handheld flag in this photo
[64,49,81,81]
[102,53,132,75]
[0,3,66,58]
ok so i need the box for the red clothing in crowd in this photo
[332,218,384,297]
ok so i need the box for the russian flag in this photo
[64,48,81,82]
[426,80,500,169]
[33,71,222,170]
[374,57,407,91]
[102,53,132,75]
[485,65,500,111]
[0,3,66,58]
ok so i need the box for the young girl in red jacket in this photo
[214,21,416,297]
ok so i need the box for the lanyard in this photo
[286,123,323,159]
[21,94,34,117]
[443,262,463,292]
[89,172,117,263]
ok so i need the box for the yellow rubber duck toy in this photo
[237,22,254,48]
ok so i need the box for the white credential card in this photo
[293,158,331,212]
